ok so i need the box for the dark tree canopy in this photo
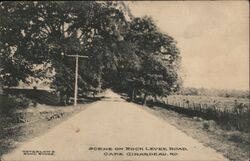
[0,1,181,104]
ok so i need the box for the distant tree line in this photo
[0,1,181,104]
[178,87,249,99]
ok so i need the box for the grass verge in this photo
[0,103,91,157]
[141,105,249,161]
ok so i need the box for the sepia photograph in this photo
[0,1,249,161]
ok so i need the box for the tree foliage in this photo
[0,1,182,104]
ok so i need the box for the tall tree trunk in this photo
[142,93,148,106]
[129,87,134,101]
[154,95,158,102]
[131,87,135,101]
[133,87,137,101]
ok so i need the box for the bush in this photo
[0,94,33,113]
[202,120,216,131]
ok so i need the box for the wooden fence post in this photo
[213,105,217,117]
[199,103,202,112]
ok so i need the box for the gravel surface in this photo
[2,91,229,161]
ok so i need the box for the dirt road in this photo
[2,90,228,161]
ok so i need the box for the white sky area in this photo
[128,1,249,90]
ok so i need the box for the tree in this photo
[1,2,181,105]
[0,1,128,94]
[118,16,181,104]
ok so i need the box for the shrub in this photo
[0,94,33,113]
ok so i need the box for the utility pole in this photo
[62,53,88,106]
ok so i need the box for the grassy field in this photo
[164,95,249,112]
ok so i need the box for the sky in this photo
[128,1,249,90]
